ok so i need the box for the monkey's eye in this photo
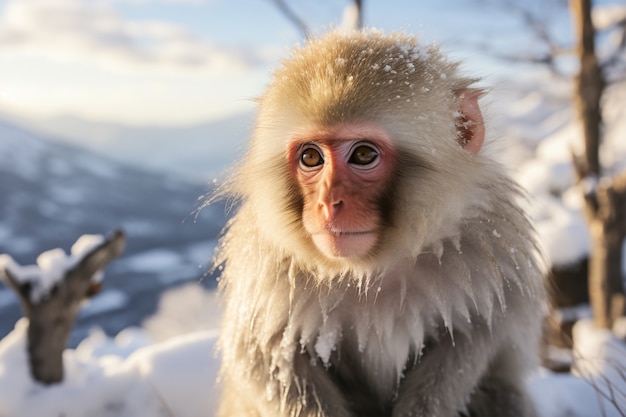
[300,147,324,168]
[349,144,379,166]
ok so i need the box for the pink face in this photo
[288,124,396,259]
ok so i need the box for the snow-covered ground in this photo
[0,315,220,417]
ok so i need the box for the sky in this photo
[0,0,577,127]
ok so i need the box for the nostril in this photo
[330,200,343,217]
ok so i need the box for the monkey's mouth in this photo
[311,229,377,258]
[329,230,374,236]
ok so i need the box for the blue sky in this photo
[0,0,579,126]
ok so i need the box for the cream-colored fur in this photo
[212,30,546,417]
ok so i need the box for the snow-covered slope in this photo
[0,121,225,344]
[7,111,253,182]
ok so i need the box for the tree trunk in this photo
[587,175,626,328]
[570,0,626,329]
[571,0,601,177]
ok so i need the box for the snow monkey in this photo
[212,30,546,417]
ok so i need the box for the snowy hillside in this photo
[0,121,225,344]
[6,111,254,183]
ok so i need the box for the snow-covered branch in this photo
[0,230,126,384]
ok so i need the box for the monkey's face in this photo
[244,31,486,269]
[288,123,396,260]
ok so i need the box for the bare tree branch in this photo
[271,0,311,40]
[599,16,626,83]
[354,0,363,29]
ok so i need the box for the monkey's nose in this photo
[320,199,343,220]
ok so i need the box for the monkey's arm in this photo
[282,351,356,417]
[220,345,356,417]
[392,318,533,417]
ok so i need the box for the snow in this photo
[120,219,160,237]
[114,241,216,285]
[75,155,120,180]
[71,234,106,261]
[501,76,626,269]
[118,249,184,274]
[0,285,624,417]
[0,318,220,417]
[79,289,129,318]
[48,184,85,204]
[0,122,122,182]
[529,370,615,417]
[0,289,15,309]
[530,320,626,417]
[0,235,37,257]
[0,234,105,303]
[0,121,48,181]
[517,159,575,196]
[593,4,626,31]
[143,283,222,342]
[525,194,592,267]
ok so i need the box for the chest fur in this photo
[282,273,476,400]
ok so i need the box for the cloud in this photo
[0,0,266,75]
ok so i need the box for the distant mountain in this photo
[0,120,226,344]
[9,111,255,183]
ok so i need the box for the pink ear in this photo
[457,89,485,154]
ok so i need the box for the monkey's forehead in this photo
[273,30,460,90]
[261,30,475,125]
